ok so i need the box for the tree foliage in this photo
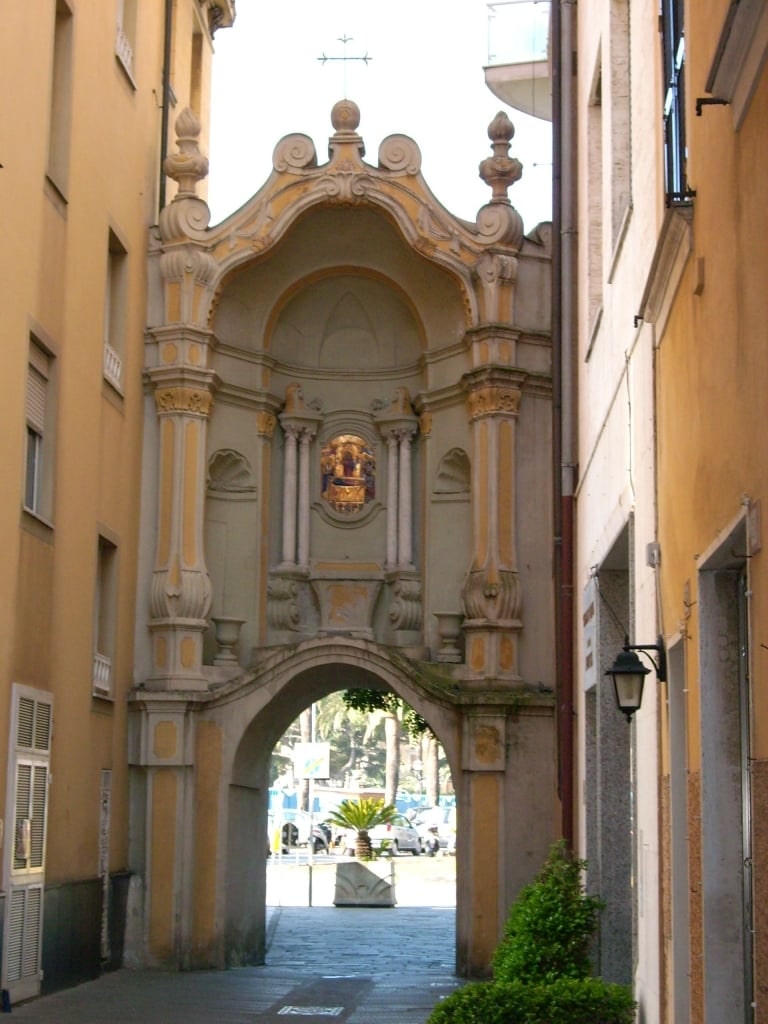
[343,688,430,737]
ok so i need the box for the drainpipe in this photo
[159,0,173,210]
[553,0,577,851]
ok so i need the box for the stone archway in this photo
[129,637,555,976]
[131,101,556,979]
[220,640,463,969]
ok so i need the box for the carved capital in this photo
[467,385,521,419]
[474,251,518,287]
[255,411,277,438]
[154,386,214,417]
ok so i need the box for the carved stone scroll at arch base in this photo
[267,577,301,631]
[388,577,422,632]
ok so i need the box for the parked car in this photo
[342,813,423,856]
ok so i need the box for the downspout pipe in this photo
[159,0,173,210]
[553,0,577,851]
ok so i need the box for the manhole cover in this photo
[277,1008,344,1017]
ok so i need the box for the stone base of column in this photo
[461,620,523,687]
[145,621,210,690]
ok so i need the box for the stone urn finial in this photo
[164,107,210,198]
[211,616,245,666]
[478,111,523,205]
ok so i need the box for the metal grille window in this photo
[661,0,693,203]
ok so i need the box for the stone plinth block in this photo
[333,860,396,907]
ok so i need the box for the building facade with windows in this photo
[1,0,561,1000]
[652,3,768,1020]
[489,0,767,1019]
[0,0,233,1003]
[570,1,768,1018]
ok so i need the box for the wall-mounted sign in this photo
[293,742,331,780]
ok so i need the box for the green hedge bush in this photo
[426,841,636,1024]
[492,839,603,984]
[427,977,636,1024]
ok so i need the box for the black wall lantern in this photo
[606,636,667,721]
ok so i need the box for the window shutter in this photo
[16,696,51,754]
[26,368,46,435]
[6,886,43,983]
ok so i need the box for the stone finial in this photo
[328,99,366,161]
[331,98,361,134]
[478,111,523,204]
[164,107,210,198]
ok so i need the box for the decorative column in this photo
[385,433,399,567]
[461,364,527,686]
[456,110,528,688]
[145,108,218,690]
[297,427,315,568]
[277,383,322,569]
[375,389,421,644]
[397,428,416,568]
[375,388,418,568]
[280,426,299,566]
[147,365,216,689]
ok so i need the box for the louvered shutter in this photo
[5,886,43,984]
[26,346,49,435]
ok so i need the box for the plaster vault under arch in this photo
[130,101,557,978]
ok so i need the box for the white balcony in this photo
[484,1,552,121]
[103,342,123,392]
[115,26,135,82]
[92,652,112,696]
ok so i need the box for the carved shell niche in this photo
[207,449,257,493]
[434,448,471,494]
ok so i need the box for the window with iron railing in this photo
[661,0,694,204]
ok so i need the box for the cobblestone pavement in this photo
[11,855,463,1023]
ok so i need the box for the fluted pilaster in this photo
[461,364,527,685]
[146,327,217,689]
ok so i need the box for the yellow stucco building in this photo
[0,0,562,1004]
[545,0,768,1019]
[0,0,234,1003]
[652,4,768,1020]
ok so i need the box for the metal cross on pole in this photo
[317,34,372,97]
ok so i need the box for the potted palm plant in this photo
[326,798,399,906]
[326,797,398,859]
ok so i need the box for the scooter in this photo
[424,826,440,857]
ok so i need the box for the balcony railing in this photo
[487,0,551,67]
[485,0,552,120]
[115,27,135,81]
[93,652,112,696]
[103,342,123,392]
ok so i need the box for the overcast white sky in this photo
[207,0,552,231]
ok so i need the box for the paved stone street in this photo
[11,855,462,1023]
